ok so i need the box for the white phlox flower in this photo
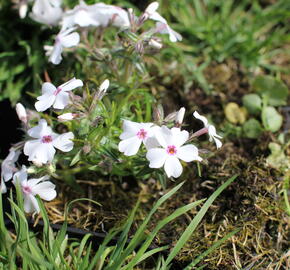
[155,22,182,42]
[61,1,130,30]
[1,149,21,193]
[30,0,63,25]
[146,126,202,178]
[46,28,80,65]
[35,77,83,112]
[118,120,158,156]
[24,119,74,164]
[193,111,222,149]
[13,165,56,213]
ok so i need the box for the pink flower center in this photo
[137,129,147,140]
[53,87,62,96]
[166,145,177,156]
[41,135,52,144]
[22,185,32,195]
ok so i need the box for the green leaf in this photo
[262,106,283,132]
[252,75,288,106]
[242,94,262,114]
[242,118,263,139]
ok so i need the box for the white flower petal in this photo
[25,142,56,164]
[145,2,159,14]
[213,136,222,149]
[74,10,99,27]
[27,175,49,188]
[53,91,69,109]
[149,12,167,24]
[177,145,202,162]
[60,78,83,92]
[208,125,222,139]
[154,126,171,148]
[32,181,56,201]
[118,136,142,156]
[1,149,20,182]
[171,128,189,147]
[42,82,56,95]
[52,132,74,152]
[146,148,167,168]
[60,32,80,48]
[49,41,63,65]
[35,94,56,112]
[24,194,40,213]
[193,111,208,126]
[27,119,52,138]
[164,156,183,178]
[13,165,27,185]
[1,180,7,194]
[144,136,160,150]
[119,120,141,139]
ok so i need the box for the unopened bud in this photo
[16,103,27,124]
[148,38,162,49]
[175,107,185,126]
[83,144,91,154]
[58,113,76,122]
[99,79,110,92]
[19,2,28,19]
[153,104,164,122]
[164,111,177,122]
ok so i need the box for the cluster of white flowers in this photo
[0,77,91,213]
[17,1,182,65]
[118,108,222,178]
[0,77,111,213]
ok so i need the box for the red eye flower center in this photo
[22,185,32,195]
[167,145,177,155]
[54,87,62,96]
[137,129,147,140]
[41,135,52,144]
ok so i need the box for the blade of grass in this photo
[164,175,238,266]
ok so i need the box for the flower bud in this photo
[19,2,28,19]
[175,107,185,125]
[16,103,27,124]
[99,79,110,92]
[58,113,75,122]
[148,39,162,49]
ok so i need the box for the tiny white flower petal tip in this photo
[12,165,57,214]
[35,78,83,112]
[24,119,74,164]
[146,126,202,178]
